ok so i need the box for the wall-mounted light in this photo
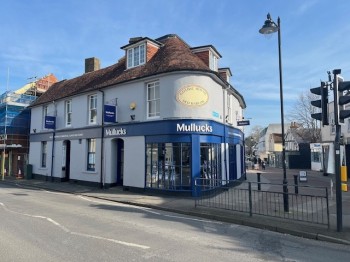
[129,102,136,110]
[130,115,135,120]
[33,129,36,133]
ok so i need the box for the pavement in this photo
[1,166,350,246]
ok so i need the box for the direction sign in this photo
[237,120,250,126]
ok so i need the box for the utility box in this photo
[26,164,33,179]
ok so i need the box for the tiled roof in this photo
[271,133,282,143]
[31,34,245,108]
[288,128,313,144]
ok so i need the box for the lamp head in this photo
[259,13,278,35]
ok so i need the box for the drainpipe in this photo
[99,90,105,189]
[223,88,228,180]
[50,101,56,182]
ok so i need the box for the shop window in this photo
[200,143,222,187]
[146,143,191,190]
[311,151,321,162]
[87,138,96,171]
[41,141,47,167]
[147,81,160,118]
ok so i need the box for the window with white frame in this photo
[227,94,232,124]
[88,94,97,124]
[147,81,160,118]
[311,151,321,162]
[127,44,145,69]
[62,143,66,168]
[209,51,218,71]
[43,105,48,129]
[41,141,47,168]
[87,138,96,171]
[65,100,72,127]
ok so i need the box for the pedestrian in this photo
[262,161,265,170]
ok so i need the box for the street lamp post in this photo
[259,13,289,212]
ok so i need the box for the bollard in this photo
[248,182,252,216]
[257,173,261,191]
[294,174,299,194]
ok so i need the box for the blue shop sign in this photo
[45,116,56,129]
[104,105,117,123]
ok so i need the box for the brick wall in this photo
[36,74,58,91]
[193,51,209,67]
[219,71,227,81]
[147,44,159,62]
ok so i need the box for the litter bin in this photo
[26,164,33,179]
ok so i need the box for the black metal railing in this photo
[194,178,329,227]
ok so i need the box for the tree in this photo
[287,91,321,143]
[245,125,263,156]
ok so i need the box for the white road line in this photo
[0,201,150,249]
[78,195,223,224]
[72,232,150,249]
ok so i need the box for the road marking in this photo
[78,196,223,224]
[71,232,150,249]
[0,201,150,249]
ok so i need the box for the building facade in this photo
[28,34,246,196]
[0,74,57,178]
[311,101,348,178]
[256,124,289,162]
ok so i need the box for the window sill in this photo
[147,116,160,120]
[83,170,98,175]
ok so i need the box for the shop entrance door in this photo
[63,140,71,181]
[116,139,124,186]
[229,145,237,180]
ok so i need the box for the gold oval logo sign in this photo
[176,85,209,107]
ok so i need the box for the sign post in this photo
[299,171,307,182]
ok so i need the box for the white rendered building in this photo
[29,34,246,196]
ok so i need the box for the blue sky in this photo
[1,0,350,135]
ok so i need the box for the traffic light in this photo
[310,81,329,126]
[336,74,350,123]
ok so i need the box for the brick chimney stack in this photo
[85,57,100,73]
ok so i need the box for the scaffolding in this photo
[0,91,36,178]
[0,92,35,134]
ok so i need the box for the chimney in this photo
[85,57,100,73]
[129,37,143,44]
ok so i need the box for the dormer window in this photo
[121,37,162,69]
[127,44,145,68]
[191,45,222,72]
[219,68,232,83]
[209,51,218,71]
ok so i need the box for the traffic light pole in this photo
[334,124,342,232]
[333,70,343,232]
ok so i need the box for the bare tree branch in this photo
[287,91,321,142]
